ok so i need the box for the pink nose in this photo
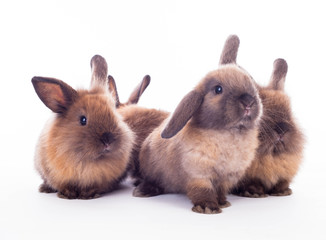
[277,133,285,142]
[240,94,255,108]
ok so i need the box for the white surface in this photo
[0,1,325,239]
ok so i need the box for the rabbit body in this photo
[135,64,263,214]
[139,118,259,194]
[117,105,169,179]
[233,64,304,197]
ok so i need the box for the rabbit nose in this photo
[100,132,115,146]
[239,94,255,109]
[277,133,285,142]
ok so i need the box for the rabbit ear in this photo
[268,58,288,91]
[32,77,77,113]
[219,35,240,65]
[108,75,121,108]
[161,90,203,139]
[127,75,151,105]
[90,55,108,90]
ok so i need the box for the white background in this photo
[1,1,325,239]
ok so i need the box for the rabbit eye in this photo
[215,85,223,94]
[80,116,87,126]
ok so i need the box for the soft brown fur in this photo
[108,75,169,180]
[118,106,169,179]
[232,59,305,197]
[133,36,262,214]
[32,55,134,199]
[218,36,305,197]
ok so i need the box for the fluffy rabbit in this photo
[219,35,305,197]
[108,75,169,181]
[32,55,135,199]
[232,58,305,197]
[133,35,263,214]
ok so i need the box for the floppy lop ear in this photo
[90,54,108,90]
[268,58,288,91]
[219,35,240,65]
[161,90,203,139]
[32,77,77,113]
[127,75,151,105]
[108,75,121,108]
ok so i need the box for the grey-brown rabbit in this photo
[133,35,263,214]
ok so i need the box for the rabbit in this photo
[133,35,263,214]
[107,75,169,182]
[32,55,135,199]
[108,74,151,108]
[218,35,305,197]
[231,58,305,197]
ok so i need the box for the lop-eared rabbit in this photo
[134,35,263,214]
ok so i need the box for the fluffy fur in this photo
[108,75,169,180]
[32,55,135,199]
[218,35,305,197]
[134,36,262,214]
[232,59,305,197]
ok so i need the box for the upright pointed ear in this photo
[219,35,240,65]
[161,90,203,139]
[90,55,108,90]
[268,58,288,91]
[127,75,151,105]
[32,77,77,113]
[108,75,121,108]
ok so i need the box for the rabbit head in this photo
[218,35,304,157]
[257,59,304,157]
[162,60,261,139]
[32,56,130,162]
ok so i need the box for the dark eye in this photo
[214,85,223,94]
[80,116,87,126]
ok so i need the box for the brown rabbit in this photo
[108,75,169,181]
[133,35,263,214]
[32,55,135,199]
[218,35,305,197]
[232,59,305,197]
